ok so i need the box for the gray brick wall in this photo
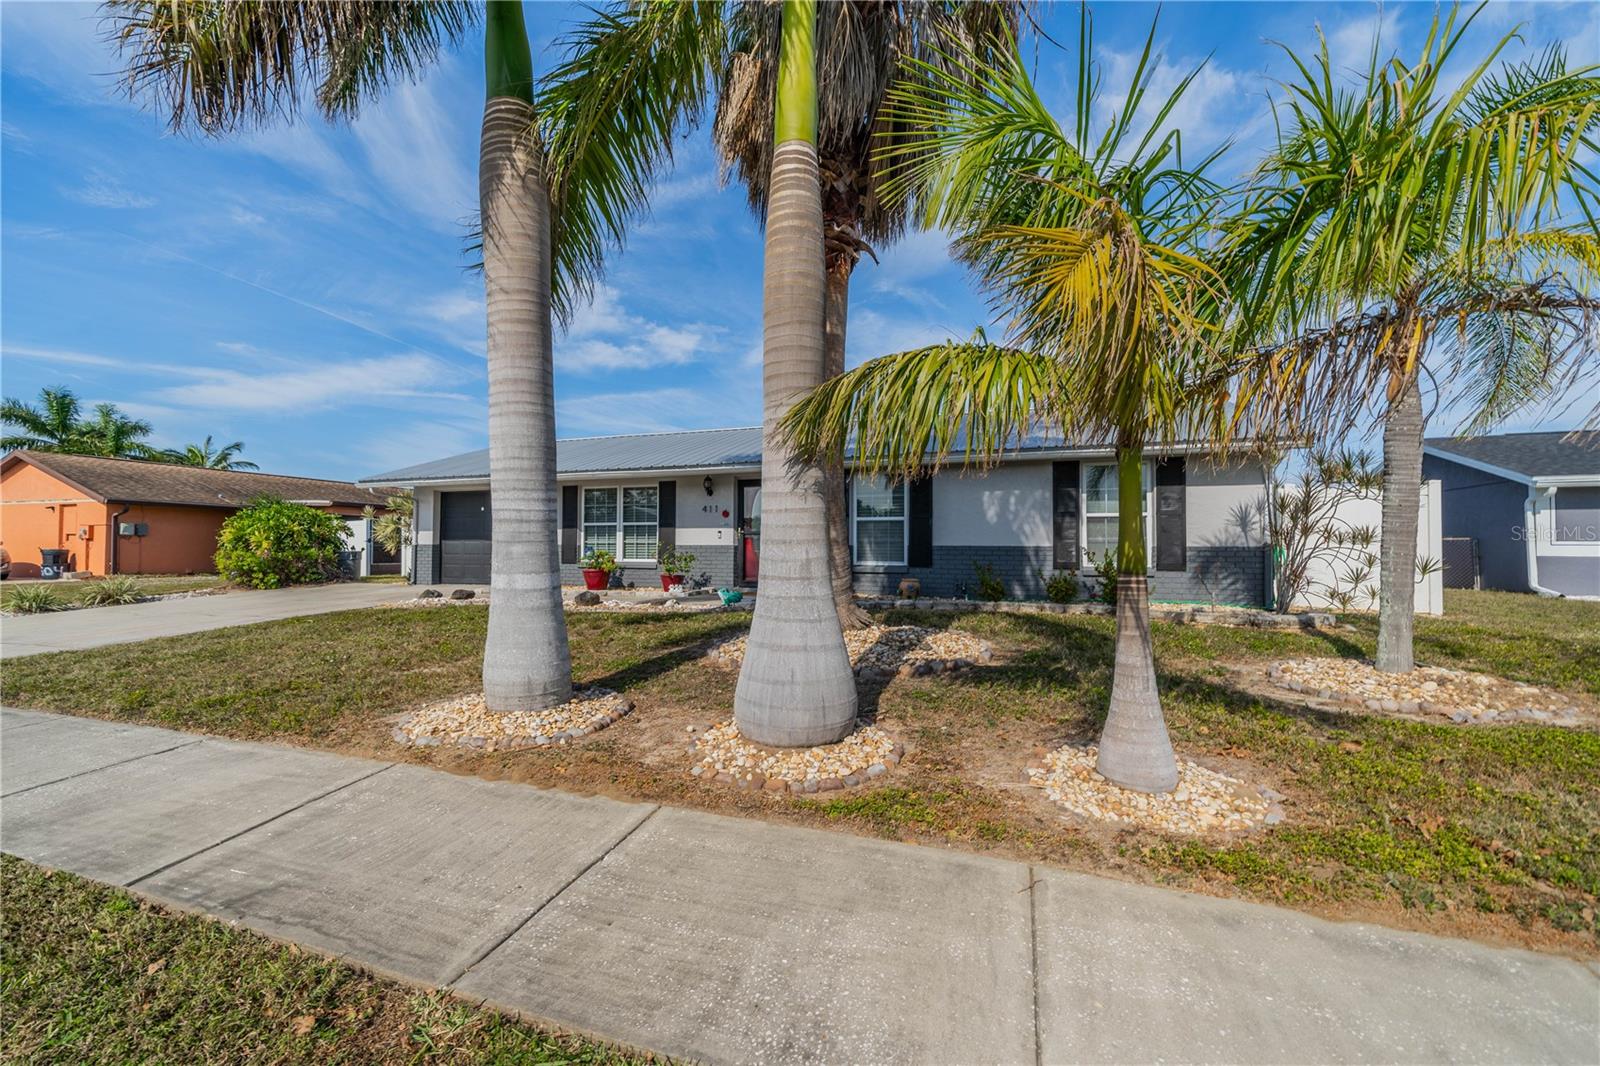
[851,543,1269,607]
[559,545,738,591]
[412,543,440,585]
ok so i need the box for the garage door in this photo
[440,491,491,584]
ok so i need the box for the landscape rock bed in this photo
[710,624,992,679]
[392,689,632,751]
[688,720,903,793]
[1027,745,1281,835]
[1268,658,1585,725]
[859,597,1335,629]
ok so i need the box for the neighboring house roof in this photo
[1423,431,1600,484]
[363,425,1265,486]
[2,451,393,509]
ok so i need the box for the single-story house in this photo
[1423,431,1599,599]
[0,450,399,579]
[363,427,1287,607]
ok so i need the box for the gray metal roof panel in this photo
[1424,431,1600,479]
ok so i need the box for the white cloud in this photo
[1097,45,1257,162]
[0,2,125,106]
[556,386,754,437]
[421,290,483,324]
[555,284,715,372]
[864,228,959,306]
[63,169,155,209]
[844,308,964,367]
[352,76,474,230]
[155,352,464,413]
[1322,7,1403,78]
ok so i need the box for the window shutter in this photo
[561,485,579,564]
[1052,461,1080,570]
[1155,457,1187,572]
[657,480,676,555]
[908,474,934,568]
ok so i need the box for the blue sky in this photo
[3,1,1596,482]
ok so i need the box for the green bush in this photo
[973,563,1006,601]
[214,498,346,589]
[580,547,619,574]
[5,585,64,614]
[80,575,143,607]
[657,545,696,575]
[1085,551,1118,604]
[1038,569,1080,604]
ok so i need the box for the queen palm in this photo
[784,17,1234,791]
[109,1,684,711]
[547,1,1019,631]
[1226,6,1600,672]
[2,386,156,458]
[163,436,259,471]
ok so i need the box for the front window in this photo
[1551,487,1600,544]
[853,477,906,566]
[582,486,660,562]
[1083,462,1151,568]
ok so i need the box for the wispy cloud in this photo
[155,352,466,413]
[557,386,752,436]
[63,169,155,209]
[353,76,474,230]
[557,284,717,372]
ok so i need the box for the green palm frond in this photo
[105,0,477,133]
[781,336,1063,480]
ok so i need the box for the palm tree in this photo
[547,2,1020,632]
[784,16,1235,792]
[2,386,156,458]
[1226,6,1600,672]
[108,1,678,712]
[163,436,259,470]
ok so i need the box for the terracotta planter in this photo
[660,574,685,591]
[582,569,610,591]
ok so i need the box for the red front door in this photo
[738,481,761,584]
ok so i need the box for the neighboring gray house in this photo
[362,426,1278,606]
[1423,431,1599,599]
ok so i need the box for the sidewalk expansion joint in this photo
[1027,865,1042,1066]
[1,738,205,799]
[124,762,397,888]
[443,802,662,989]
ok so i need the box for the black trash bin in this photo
[39,548,69,579]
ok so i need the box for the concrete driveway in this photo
[1,582,425,658]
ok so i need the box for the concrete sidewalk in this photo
[0,582,423,658]
[2,708,1595,1064]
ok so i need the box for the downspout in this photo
[108,505,131,576]
[1524,485,1560,597]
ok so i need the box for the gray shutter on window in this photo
[1155,457,1187,572]
[561,485,579,564]
[908,474,934,568]
[657,480,676,556]
[1052,461,1080,570]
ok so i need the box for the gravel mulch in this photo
[709,624,992,679]
[392,689,631,751]
[688,720,903,793]
[1027,744,1282,835]
[1268,658,1586,725]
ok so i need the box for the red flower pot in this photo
[660,574,684,591]
[582,569,610,591]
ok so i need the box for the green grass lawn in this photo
[0,856,647,1065]
[3,590,1595,952]
[1,574,226,611]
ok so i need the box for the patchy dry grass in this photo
[4,591,1596,954]
[0,856,649,1064]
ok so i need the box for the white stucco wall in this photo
[1291,480,1444,615]
[1187,459,1269,547]
[931,462,1054,547]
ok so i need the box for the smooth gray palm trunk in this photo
[1376,371,1425,674]
[1095,575,1178,792]
[479,95,573,712]
[734,140,858,747]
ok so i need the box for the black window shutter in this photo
[908,474,934,568]
[1155,457,1187,572]
[1052,461,1080,570]
[560,485,579,564]
[657,480,676,556]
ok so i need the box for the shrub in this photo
[580,547,619,574]
[6,585,64,613]
[657,545,696,575]
[1038,569,1080,604]
[1085,551,1119,604]
[973,563,1006,601]
[214,497,346,589]
[80,575,142,607]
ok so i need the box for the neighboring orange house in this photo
[0,451,394,578]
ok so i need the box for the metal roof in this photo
[363,425,1262,486]
[1424,431,1600,480]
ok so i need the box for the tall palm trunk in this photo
[480,1,573,712]
[1095,442,1178,793]
[734,0,857,747]
[1376,367,1425,673]
[823,261,870,630]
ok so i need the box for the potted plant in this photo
[657,545,696,591]
[579,548,618,591]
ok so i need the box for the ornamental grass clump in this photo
[214,498,346,590]
[5,585,64,614]
[80,575,143,607]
